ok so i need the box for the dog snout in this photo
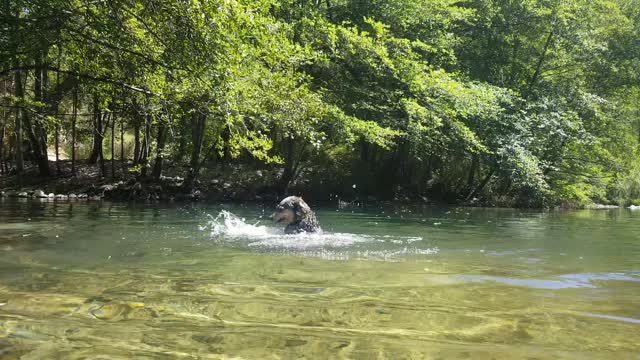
[271,211,282,223]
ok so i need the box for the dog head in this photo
[271,196,312,225]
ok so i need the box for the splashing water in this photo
[205,210,274,238]
[199,210,438,259]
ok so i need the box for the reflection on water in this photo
[448,271,640,290]
[0,199,639,359]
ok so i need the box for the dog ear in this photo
[295,200,311,218]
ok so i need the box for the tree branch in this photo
[0,65,156,95]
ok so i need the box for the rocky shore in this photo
[0,161,290,204]
[2,161,639,209]
[0,176,276,203]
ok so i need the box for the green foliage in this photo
[1,0,638,206]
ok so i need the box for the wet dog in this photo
[272,196,321,234]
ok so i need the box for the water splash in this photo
[199,211,438,259]
[205,210,274,238]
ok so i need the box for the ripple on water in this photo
[581,313,640,324]
[436,271,640,289]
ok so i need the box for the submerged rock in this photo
[89,302,156,321]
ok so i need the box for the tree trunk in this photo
[185,112,206,190]
[464,155,479,198]
[152,120,166,180]
[133,120,140,165]
[0,119,5,175]
[140,113,151,177]
[55,124,60,174]
[120,118,125,174]
[54,61,61,175]
[11,1,24,174]
[277,137,296,195]
[111,114,115,178]
[21,115,50,176]
[527,27,555,93]
[88,95,103,165]
[27,60,50,177]
[466,165,496,202]
[0,89,7,174]
[276,138,307,196]
[14,70,24,174]
[99,113,109,178]
[71,86,77,175]
[218,126,231,164]
[175,116,188,162]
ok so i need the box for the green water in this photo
[0,200,638,359]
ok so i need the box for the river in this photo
[0,200,638,359]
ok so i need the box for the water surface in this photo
[0,200,639,359]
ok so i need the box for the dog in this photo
[271,196,322,234]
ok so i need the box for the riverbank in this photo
[0,160,288,204]
[2,160,638,210]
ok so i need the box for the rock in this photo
[0,191,5,197]
[55,194,68,200]
[587,204,619,209]
[132,182,142,191]
[17,192,28,198]
[33,190,47,198]
[629,205,640,210]
[100,184,115,194]
[89,302,154,321]
[68,193,77,199]
[88,195,102,201]
[77,193,88,199]
[47,193,55,198]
